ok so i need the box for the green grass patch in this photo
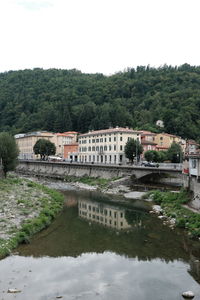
[64,175,118,188]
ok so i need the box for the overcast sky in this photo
[0,0,200,75]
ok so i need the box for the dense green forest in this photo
[0,64,200,140]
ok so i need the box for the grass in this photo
[0,177,64,259]
[149,189,200,238]
[64,175,119,189]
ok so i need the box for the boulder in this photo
[182,291,195,299]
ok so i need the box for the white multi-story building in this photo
[78,127,141,164]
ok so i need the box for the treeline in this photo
[0,64,200,140]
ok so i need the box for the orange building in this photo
[64,143,78,160]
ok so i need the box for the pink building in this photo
[140,131,157,156]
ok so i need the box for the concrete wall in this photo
[16,160,182,185]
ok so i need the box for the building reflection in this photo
[188,254,200,284]
[78,199,133,230]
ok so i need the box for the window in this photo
[120,137,123,141]
[114,145,116,151]
[120,212,123,218]
[109,137,111,142]
[160,137,163,140]
[120,145,123,151]
[92,139,95,143]
[96,139,99,143]
[192,159,197,168]
[104,145,107,151]
[114,137,116,141]
[109,145,112,151]
[104,138,107,142]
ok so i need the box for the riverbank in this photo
[62,175,200,239]
[0,176,64,259]
[147,190,200,239]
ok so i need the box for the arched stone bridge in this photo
[17,160,182,185]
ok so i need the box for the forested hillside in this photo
[0,64,200,140]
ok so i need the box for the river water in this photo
[0,183,200,300]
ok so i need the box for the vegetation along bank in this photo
[147,189,200,239]
[0,176,64,259]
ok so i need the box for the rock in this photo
[152,205,163,214]
[182,290,195,299]
[7,288,21,293]
[56,296,63,299]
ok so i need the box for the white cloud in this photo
[0,0,200,74]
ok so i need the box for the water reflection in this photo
[1,188,200,299]
[15,189,197,264]
[79,199,132,230]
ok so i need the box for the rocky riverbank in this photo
[0,175,64,259]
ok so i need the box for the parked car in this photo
[141,161,159,168]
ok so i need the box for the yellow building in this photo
[155,133,184,151]
[78,127,141,164]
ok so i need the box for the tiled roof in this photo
[79,127,140,137]
[140,131,156,136]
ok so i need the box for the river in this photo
[0,182,200,300]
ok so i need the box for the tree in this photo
[167,142,183,163]
[33,139,56,160]
[0,132,19,177]
[124,139,143,163]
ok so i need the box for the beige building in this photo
[15,131,78,159]
[78,199,131,230]
[78,127,141,164]
[51,131,78,157]
[15,131,54,159]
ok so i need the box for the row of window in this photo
[79,204,124,218]
[80,136,129,144]
[80,211,124,226]
[79,154,118,163]
[79,145,124,152]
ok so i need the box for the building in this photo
[15,130,79,159]
[140,131,157,155]
[15,131,54,159]
[78,127,141,164]
[185,140,199,156]
[156,120,164,128]
[64,143,78,160]
[51,131,78,158]
[155,133,184,151]
[78,199,132,230]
